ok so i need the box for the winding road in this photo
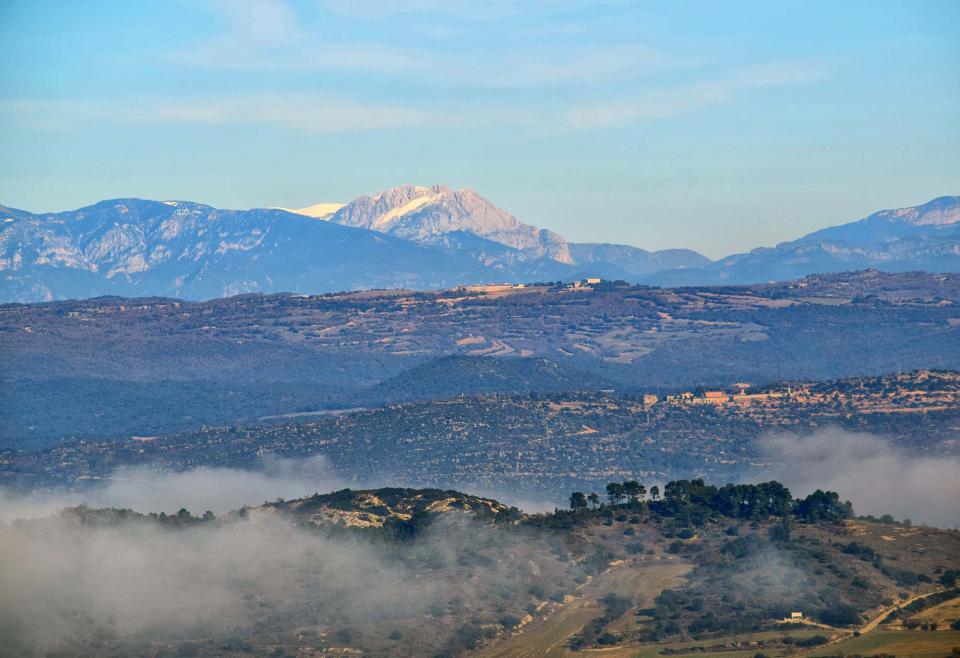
[859,588,946,634]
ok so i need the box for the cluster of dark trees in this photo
[569,479,853,523]
[569,480,661,511]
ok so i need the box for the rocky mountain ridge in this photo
[0,198,495,301]
[648,195,960,285]
[0,187,704,302]
[2,189,958,302]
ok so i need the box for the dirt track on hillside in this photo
[471,559,690,658]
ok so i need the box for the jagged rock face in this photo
[1,199,247,277]
[0,199,231,300]
[878,196,960,226]
[330,184,573,264]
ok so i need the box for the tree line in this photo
[569,478,853,523]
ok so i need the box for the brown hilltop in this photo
[255,487,517,529]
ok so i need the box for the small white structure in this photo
[790,611,803,621]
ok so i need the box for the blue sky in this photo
[1,0,957,257]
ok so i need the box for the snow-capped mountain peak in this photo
[327,184,573,264]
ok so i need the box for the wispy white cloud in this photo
[0,63,823,135]
[175,0,692,87]
[179,39,696,88]
[480,45,704,88]
[212,0,303,44]
[0,93,544,135]
[0,94,436,133]
[172,0,432,74]
[318,0,606,21]
[176,37,434,76]
[175,14,694,87]
[563,64,824,129]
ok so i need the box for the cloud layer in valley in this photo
[0,455,350,523]
[0,509,437,653]
[0,465,565,655]
[756,428,960,528]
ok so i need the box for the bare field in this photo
[901,595,960,628]
[471,560,691,658]
[818,629,960,658]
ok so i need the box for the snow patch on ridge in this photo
[277,203,345,220]
[372,193,438,230]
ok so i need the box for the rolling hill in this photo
[360,355,616,405]
[2,271,958,448]
[4,483,957,657]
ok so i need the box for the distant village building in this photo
[467,284,514,294]
[703,391,728,404]
[790,611,803,620]
[687,390,729,405]
[732,391,784,406]
[585,277,603,285]
[643,394,659,406]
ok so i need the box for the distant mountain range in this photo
[0,199,496,301]
[1,187,957,302]
[648,196,960,286]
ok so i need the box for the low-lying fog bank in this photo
[756,428,960,528]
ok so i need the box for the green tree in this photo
[649,485,660,501]
[795,490,853,522]
[570,491,588,512]
[588,492,601,509]
[606,482,625,506]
